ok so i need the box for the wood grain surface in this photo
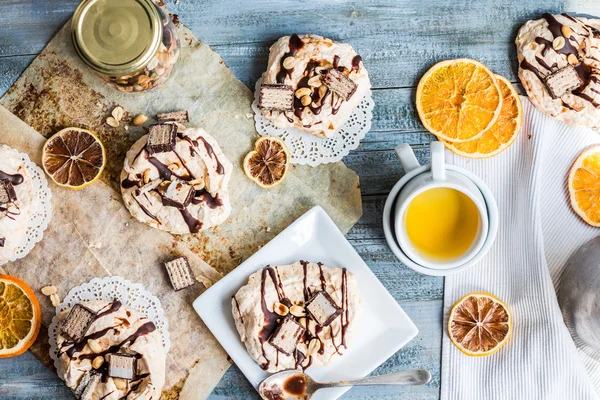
[0,0,597,398]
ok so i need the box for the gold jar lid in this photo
[72,0,162,76]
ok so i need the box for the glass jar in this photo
[72,0,180,93]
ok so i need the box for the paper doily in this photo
[48,276,171,372]
[252,76,374,166]
[1,149,52,265]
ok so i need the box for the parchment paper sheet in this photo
[0,12,362,400]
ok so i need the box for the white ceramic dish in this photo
[193,206,419,400]
[383,164,499,276]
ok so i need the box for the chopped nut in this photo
[137,75,150,85]
[318,85,328,98]
[289,305,306,317]
[561,25,573,38]
[552,37,565,51]
[299,317,307,328]
[113,378,128,390]
[273,302,289,316]
[106,117,119,128]
[143,169,151,185]
[568,54,579,65]
[282,57,296,69]
[41,285,57,296]
[295,87,312,98]
[307,338,321,356]
[87,339,103,354]
[50,293,61,307]
[168,162,182,171]
[308,76,322,87]
[111,106,124,122]
[300,95,312,106]
[132,114,148,126]
[92,356,104,369]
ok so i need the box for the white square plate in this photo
[193,206,418,400]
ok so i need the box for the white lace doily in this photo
[1,150,52,265]
[252,76,374,166]
[48,276,171,372]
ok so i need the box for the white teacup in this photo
[394,142,489,269]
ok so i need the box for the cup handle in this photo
[395,144,421,173]
[430,141,446,181]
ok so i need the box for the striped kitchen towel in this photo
[441,98,600,399]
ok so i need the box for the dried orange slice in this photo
[0,275,41,358]
[448,292,512,357]
[568,146,600,227]
[416,59,502,143]
[443,75,522,158]
[42,127,106,190]
[243,137,290,188]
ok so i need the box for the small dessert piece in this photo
[157,110,189,123]
[108,353,137,380]
[75,371,101,399]
[544,65,584,99]
[164,256,196,291]
[162,180,194,209]
[61,303,96,342]
[268,316,306,356]
[305,291,342,327]
[146,124,177,154]
[323,68,358,101]
[0,180,17,205]
[258,84,295,112]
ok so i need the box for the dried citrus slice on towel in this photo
[0,275,41,358]
[569,146,600,227]
[42,127,106,190]
[448,292,512,357]
[416,59,502,143]
[443,75,522,158]
[244,137,290,188]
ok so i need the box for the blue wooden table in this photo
[0,0,597,398]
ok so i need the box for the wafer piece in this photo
[306,291,342,326]
[323,68,358,101]
[75,371,101,399]
[268,316,306,356]
[157,110,189,123]
[165,256,196,291]
[0,180,17,205]
[162,180,194,209]
[146,124,177,154]
[108,353,137,380]
[258,84,294,112]
[62,304,96,342]
[544,65,584,99]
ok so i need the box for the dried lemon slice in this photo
[443,75,522,158]
[569,146,600,227]
[448,292,512,357]
[416,59,502,143]
[42,127,106,190]
[243,137,290,188]
[0,275,41,358]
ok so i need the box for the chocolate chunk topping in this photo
[162,180,194,209]
[0,180,17,205]
[544,65,584,99]
[323,68,358,101]
[305,291,342,327]
[146,124,178,154]
[62,304,97,342]
[268,316,306,356]
[156,110,189,123]
[258,84,295,112]
[164,256,196,291]
[108,353,137,380]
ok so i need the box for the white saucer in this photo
[383,164,499,276]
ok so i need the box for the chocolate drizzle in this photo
[258,267,281,370]
[534,37,554,57]
[233,295,244,324]
[77,321,156,361]
[0,170,23,185]
[192,189,223,209]
[179,208,203,233]
[535,56,557,72]
[351,55,362,72]
[198,137,225,175]
[276,34,305,83]
[520,59,545,81]
[341,268,349,348]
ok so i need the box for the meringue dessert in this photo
[259,34,371,138]
[120,123,233,234]
[0,145,37,264]
[232,261,362,373]
[56,300,165,400]
[516,13,600,128]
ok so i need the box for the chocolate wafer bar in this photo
[146,124,177,154]
[323,68,358,101]
[268,316,306,356]
[544,65,584,99]
[0,180,17,205]
[62,303,96,342]
[258,84,294,112]
[165,256,196,291]
[75,371,101,399]
[156,110,189,123]
[306,291,342,327]
[108,353,137,380]
[162,180,194,209]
